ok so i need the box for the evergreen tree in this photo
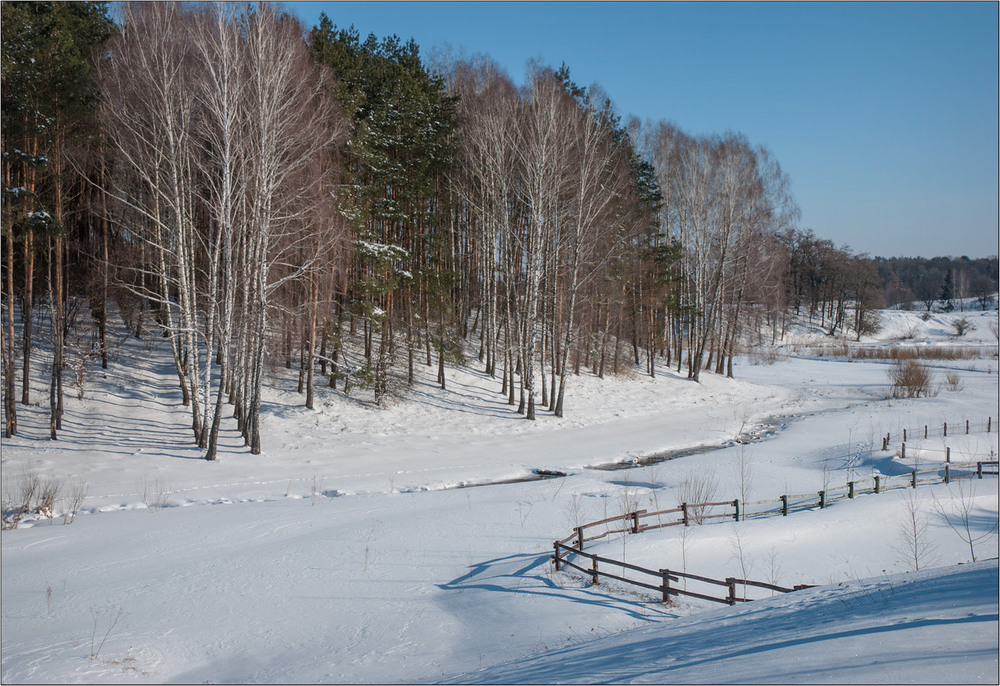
[309,15,457,403]
[1,1,114,437]
[940,269,955,311]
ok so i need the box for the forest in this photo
[2,2,995,459]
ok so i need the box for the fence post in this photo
[875,476,881,494]
[660,569,671,603]
[977,462,983,479]
[944,422,947,437]
[726,578,737,605]
[944,465,950,484]
[781,495,788,516]
[590,556,599,585]
[966,420,969,435]
[553,542,561,571]
[989,417,992,433]
[924,425,928,439]
[946,447,951,463]
[901,442,906,460]
[819,490,826,509]
[631,511,640,534]
[682,503,689,527]
[911,470,917,489]
[576,526,584,551]
[733,499,740,522]
[848,481,855,499]
[903,428,907,442]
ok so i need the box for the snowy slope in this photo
[1,308,998,683]
[448,561,999,684]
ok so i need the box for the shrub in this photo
[944,371,965,392]
[2,471,64,528]
[888,359,932,398]
[951,316,975,336]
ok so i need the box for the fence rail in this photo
[551,451,998,606]
[880,416,994,449]
[552,542,809,606]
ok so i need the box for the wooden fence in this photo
[881,416,993,450]
[552,541,811,606]
[551,455,998,605]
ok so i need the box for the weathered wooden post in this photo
[875,476,881,494]
[575,526,584,551]
[944,465,950,484]
[977,462,983,479]
[944,422,948,437]
[819,490,826,509]
[988,417,992,433]
[903,428,907,442]
[553,542,561,571]
[726,578,737,605]
[911,470,918,489]
[848,481,855,499]
[966,420,969,435]
[590,556,599,585]
[660,569,671,604]
[946,447,951,463]
[924,425,928,439]
[901,442,906,460]
[681,503,689,526]
[631,511,640,534]
[733,499,740,522]
[781,495,788,516]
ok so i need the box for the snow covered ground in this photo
[2,306,998,683]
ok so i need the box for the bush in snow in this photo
[950,316,975,337]
[888,359,932,398]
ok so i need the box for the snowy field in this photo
[2,306,998,684]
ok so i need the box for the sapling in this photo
[729,525,754,584]
[679,522,693,591]
[892,490,938,571]
[766,547,782,596]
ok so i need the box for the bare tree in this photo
[101,2,205,441]
[892,490,938,571]
[101,3,342,456]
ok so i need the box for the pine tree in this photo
[309,16,457,403]
[1,1,114,437]
[940,269,955,311]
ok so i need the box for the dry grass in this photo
[799,343,986,361]
[854,346,984,361]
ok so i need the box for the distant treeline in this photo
[876,256,999,311]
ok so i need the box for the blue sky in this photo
[287,1,998,259]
